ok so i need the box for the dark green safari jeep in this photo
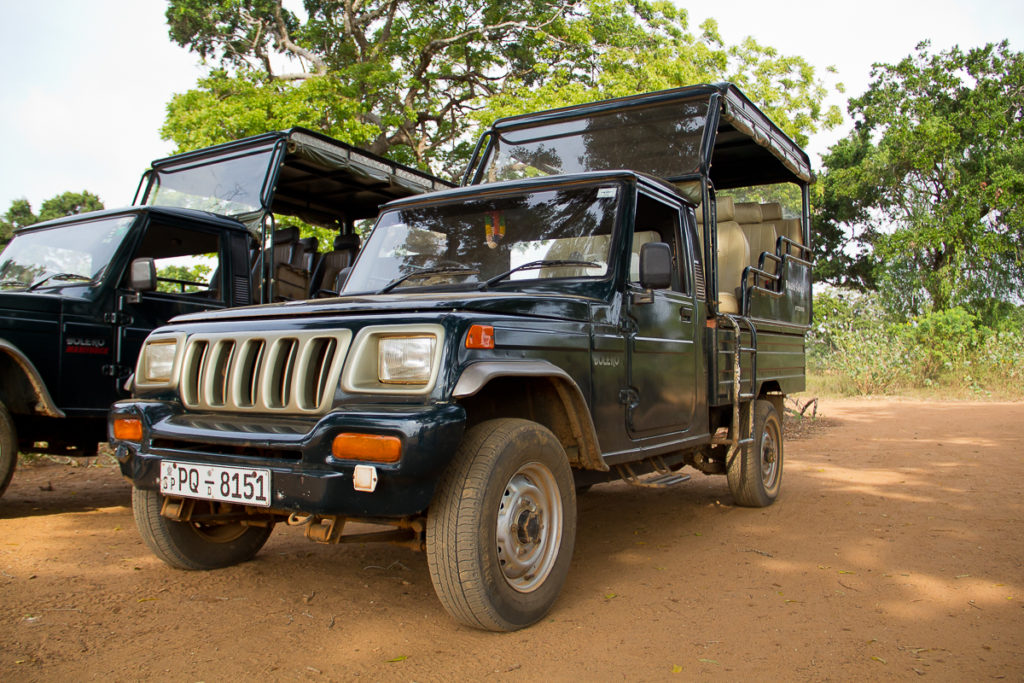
[0,128,447,498]
[110,83,814,631]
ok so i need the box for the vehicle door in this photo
[40,215,138,413]
[116,219,231,396]
[623,192,698,438]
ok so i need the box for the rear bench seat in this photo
[696,196,748,314]
[736,202,778,276]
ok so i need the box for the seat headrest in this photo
[734,202,763,224]
[760,202,783,222]
[716,196,735,221]
[334,233,360,251]
[274,226,300,243]
[779,218,803,245]
[694,195,735,223]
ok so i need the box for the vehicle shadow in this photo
[0,458,131,518]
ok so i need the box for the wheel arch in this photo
[452,361,607,472]
[0,339,64,417]
[757,380,785,420]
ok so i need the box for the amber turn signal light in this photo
[113,417,143,442]
[465,324,495,349]
[331,433,402,463]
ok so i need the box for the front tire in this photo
[132,488,274,570]
[426,418,577,632]
[0,401,18,498]
[727,399,783,507]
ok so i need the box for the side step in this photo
[616,458,692,489]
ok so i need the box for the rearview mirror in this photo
[639,242,672,290]
[130,258,157,292]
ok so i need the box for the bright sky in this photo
[1,0,1022,214]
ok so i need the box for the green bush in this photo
[898,307,985,381]
[808,290,1024,397]
[808,291,910,394]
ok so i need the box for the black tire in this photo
[0,401,18,498]
[132,487,274,570]
[727,399,783,507]
[426,418,577,632]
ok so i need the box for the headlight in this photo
[378,335,436,384]
[341,324,444,395]
[139,338,180,384]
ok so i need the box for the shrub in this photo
[807,290,1024,397]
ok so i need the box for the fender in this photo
[453,360,607,472]
[0,339,65,418]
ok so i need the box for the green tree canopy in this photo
[162,0,840,178]
[817,41,1024,316]
[0,191,104,247]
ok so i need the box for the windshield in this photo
[342,184,621,293]
[143,146,276,216]
[478,98,709,183]
[0,216,135,290]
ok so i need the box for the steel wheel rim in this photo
[495,461,562,593]
[760,424,779,489]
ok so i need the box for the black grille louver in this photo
[178,331,350,414]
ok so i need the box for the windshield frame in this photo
[0,214,138,293]
[342,177,632,296]
[139,141,281,218]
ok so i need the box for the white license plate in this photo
[160,461,271,507]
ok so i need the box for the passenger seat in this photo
[315,233,360,296]
[736,202,778,275]
[696,196,749,314]
[275,231,318,301]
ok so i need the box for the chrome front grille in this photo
[179,330,352,414]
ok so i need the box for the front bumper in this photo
[109,400,466,518]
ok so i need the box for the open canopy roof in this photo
[138,128,453,229]
[464,83,812,191]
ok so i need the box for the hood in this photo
[0,290,64,314]
[171,291,599,325]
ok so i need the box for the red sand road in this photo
[1,398,1022,680]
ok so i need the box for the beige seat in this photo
[760,202,783,224]
[693,196,749,313]
[716,220,749,314]
[694,196,735,225]
[694,195,734,251]
[740,223,779,273]
[778,218,803,246]
[734,202,763,225]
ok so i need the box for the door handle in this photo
[679,307,692,323]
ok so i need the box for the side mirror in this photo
[639,242,672,290]
[130,258,157,292]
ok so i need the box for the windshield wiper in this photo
[0,279,27,288]
[477,259,600,289]
[27,272,92,291]
[377,266,480,294]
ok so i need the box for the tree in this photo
[0,191,104,247]
[817,41,1024,316]
[162,0,841,178]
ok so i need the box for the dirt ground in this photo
[1,398,1022,681]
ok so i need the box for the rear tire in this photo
[0,401,17,498]
[426,418,577,631]
[132,487,273,570]
[727,399,783,507]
